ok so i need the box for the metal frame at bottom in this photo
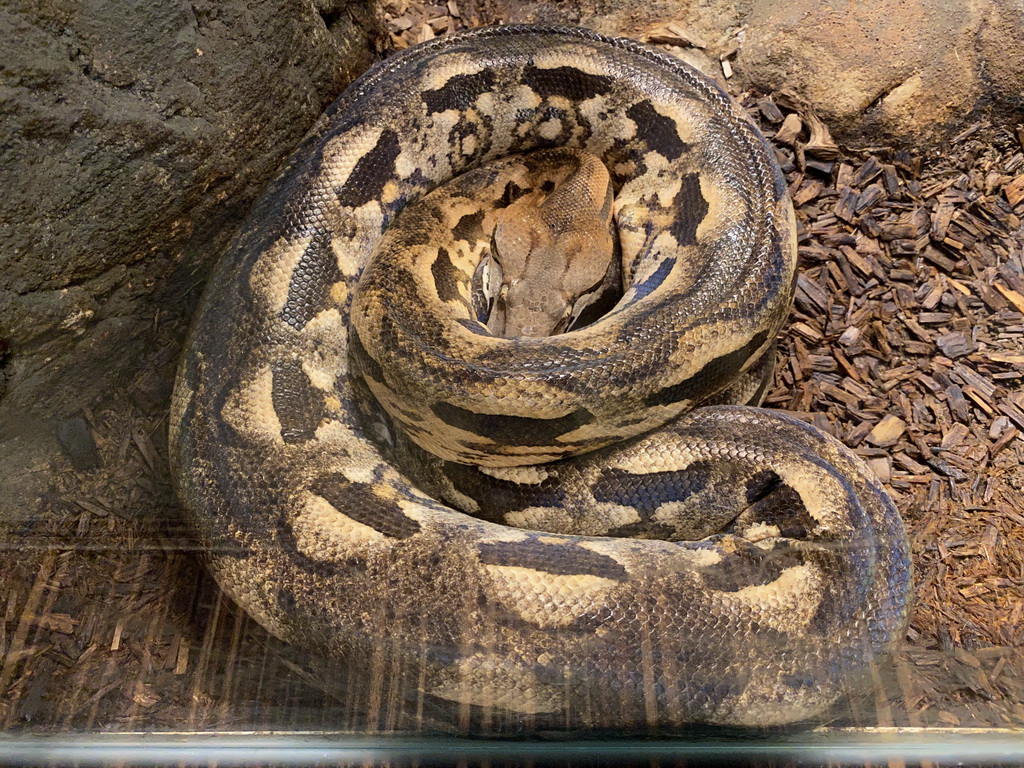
[2,727,1023,765]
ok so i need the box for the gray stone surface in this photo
[0,0,383,422]
[0,417,62,526]
[0,0,383,521]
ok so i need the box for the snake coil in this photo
[170,24,911,729]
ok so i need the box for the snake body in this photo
[169,25,911,729]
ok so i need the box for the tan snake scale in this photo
[169,25,912,729]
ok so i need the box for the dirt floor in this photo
[2,2,1023,740]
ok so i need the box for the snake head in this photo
[488,202,615,338]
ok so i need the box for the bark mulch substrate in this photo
[2,10,1022,736]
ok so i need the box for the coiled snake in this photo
[169,24,911,729]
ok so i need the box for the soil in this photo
[1,2,1022,740]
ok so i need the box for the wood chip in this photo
[936,331,974,358]
[994,282,1024,314]
[989,352,1024,365]
[645,23,707,49]
[834,186,858,222]
[866,456,892,483]
[1005,174,1024,207]
[866,414,907,447]
[757,97,784,124]
[804,113,840,160]
[774,113,803,146]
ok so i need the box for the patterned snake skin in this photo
[169,24,912,729]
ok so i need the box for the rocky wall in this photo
[0,0,384,519]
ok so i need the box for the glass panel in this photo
[3,6,1022,765]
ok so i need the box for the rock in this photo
[482,0,1024,143]
[0,0,385,428]
[56,414,102,471]
[0,0,383,525]
[866,414,907,448]
[976,0,1024,113]
[737,0,1006,144]
[0,417,63,526]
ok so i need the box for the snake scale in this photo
[169,24,912,729]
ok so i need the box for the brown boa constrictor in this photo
[169,24,911,730]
